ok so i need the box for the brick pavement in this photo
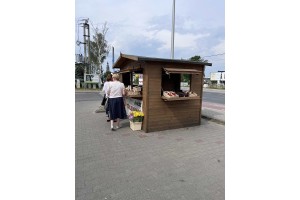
[76,99,225,200]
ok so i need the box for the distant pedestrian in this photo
[107,73,127,131]
[101,74,112,121]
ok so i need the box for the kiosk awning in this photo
[119,69,131,73]
[163,67,202,75]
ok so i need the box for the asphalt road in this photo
[202,90,225,105]
[75,92,102,102]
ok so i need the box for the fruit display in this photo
[176,91,188,97]
[126,85,141,96]
[162,90,198,98]
[163,91,179,98]
[188,91,197,97]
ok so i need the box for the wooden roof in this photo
[113,53,212,69]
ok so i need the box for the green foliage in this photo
[189,55,207,77]
[90,33,109,66]
[103,70,112,81]
[89,23,110,76]
[181,74,190,83]
[189,55,208,63]
[75,63,84,79]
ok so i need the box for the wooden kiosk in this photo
[113,53,212,133]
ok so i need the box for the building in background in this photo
[210,71,225,88]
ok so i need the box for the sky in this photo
[75,0,225,77]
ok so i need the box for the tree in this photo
[90,22,110,83]
[189,55,207,77]
[103,70,112,80]
[189,55,208,63]
[75,63,85,80]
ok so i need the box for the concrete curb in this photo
[201,115,225,125]
[75,89,100,93]
[203,88,225,94]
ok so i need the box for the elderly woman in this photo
[107,73,127,131]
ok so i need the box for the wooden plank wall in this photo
[142,65,149,132]
[143,62,204,133]
[190,65,204,126]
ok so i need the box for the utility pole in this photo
[112,46,115,67]
[83,21,87,78]
[80,19,90,81]
[171,0,175,59]
[87,22,91,74]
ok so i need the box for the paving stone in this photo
[76,99,225,200]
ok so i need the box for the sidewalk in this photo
[201,102,225,124]
[76,99,225,200]
[201,88,225,124]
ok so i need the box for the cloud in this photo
[147,29,209,51]
[76,0,225,70]
[211,40,225,54]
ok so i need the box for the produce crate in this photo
[130,121,142,131]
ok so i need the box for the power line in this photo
[203,53,225,58]
[208,58,225,61]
